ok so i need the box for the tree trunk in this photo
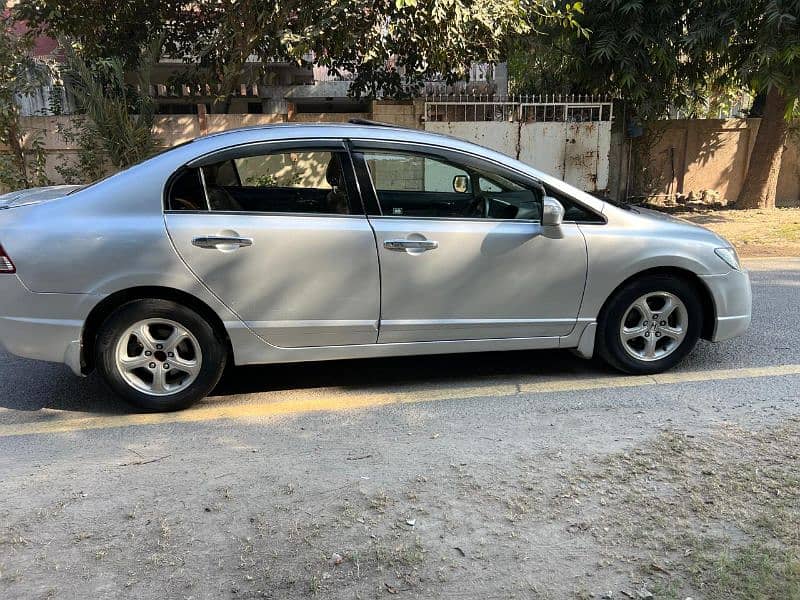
[6,117,28,188]
[737,87,789,209]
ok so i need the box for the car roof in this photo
[186,122,510,170]
[138,122,607,214]
[201,121,403,140]
[197,122,445,145]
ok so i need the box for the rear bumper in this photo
[0,275,97,375]
[699,268,752,342]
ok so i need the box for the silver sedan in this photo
[0,123,752,411]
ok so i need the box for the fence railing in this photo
[424,94,614,123]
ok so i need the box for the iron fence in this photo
[424,94,614,123]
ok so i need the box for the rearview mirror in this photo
[452,174,469,193]
[542,196,564,227]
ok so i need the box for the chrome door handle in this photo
[192,235,253,249]
[384,239,439,251]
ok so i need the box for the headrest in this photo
[326,156,343,187]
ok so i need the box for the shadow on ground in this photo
[213,348,603,396]
[0,348,605,415]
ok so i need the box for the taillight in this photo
[0,244,15,273]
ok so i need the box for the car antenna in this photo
[348,118,399,128]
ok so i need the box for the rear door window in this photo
[168,149,357,215]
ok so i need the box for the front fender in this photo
[578,224,724,319]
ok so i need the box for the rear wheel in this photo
[596,275,702,374]
[95,299,226,411]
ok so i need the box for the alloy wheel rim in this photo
[619,292,688,362]
[114,319,202,396]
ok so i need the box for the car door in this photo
[351,141,589,344]
[164,140,380,348]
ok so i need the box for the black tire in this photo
[596,274,702,375]
[95,299,227,411]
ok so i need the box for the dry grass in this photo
[557,419,800,599]
[676,207,800,257]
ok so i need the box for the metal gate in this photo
[424,95,613,193]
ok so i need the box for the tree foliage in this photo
[685,0,800,118]
[60,40,161,175]
[0,15,50,189]
[15,0,582,104]
[510,0,800,117]
[509,0,800,208]
[687,1,800,207]
[289,0,550,98]
[13,1,184,68]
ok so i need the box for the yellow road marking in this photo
[0,364,798,438]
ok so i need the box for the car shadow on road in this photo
[0,353,130,414]
[0,348,608,415]
[212,349,605,397]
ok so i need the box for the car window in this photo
[204,160,240,187]
[168,168,207,211]
[544,186,605,223]
[479,177,503,193]
[362,151,542,220]
[169,150,353,215]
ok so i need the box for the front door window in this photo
[362,151,542,221]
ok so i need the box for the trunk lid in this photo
[0,185,83,210]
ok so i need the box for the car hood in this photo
[632,206,697,225]
[627,205,729,245]
[0,185,83,209]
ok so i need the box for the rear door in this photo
[164,140,380,348]
[351,141,589,343]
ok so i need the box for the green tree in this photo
[686,0,800,208]
[290,0,579,99]
[61,40,161,172]
[13,0,185,68]
[0,15,50,189]
[509,0,692,114]
[16,0,583,109]
[509,0,800,209]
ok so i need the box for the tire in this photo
[95,299,227,411]
[596,274,702,375]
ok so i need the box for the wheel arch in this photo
[596,266,716,342]
[81,286,233,374]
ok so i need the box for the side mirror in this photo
[541,196,565,226]
[452,174,469,193]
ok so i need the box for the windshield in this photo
[601,196,639,212]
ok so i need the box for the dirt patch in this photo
[2,418,798,599]
[557,419,800,599]
[671,207,800,257]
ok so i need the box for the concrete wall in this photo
[629,119,800,207]
[426,119,612,193]
[371,100,422,130]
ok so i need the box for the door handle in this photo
[192,235,253,249]
[384,239,439,251]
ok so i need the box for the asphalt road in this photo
[0,257,798,599]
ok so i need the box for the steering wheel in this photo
[173,197,201,211]
[462,191,491,218]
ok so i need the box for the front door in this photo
[164,141,380,348]
[352,146,588,343]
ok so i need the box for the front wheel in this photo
[596,275,702,374]
[95,299,227,411]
